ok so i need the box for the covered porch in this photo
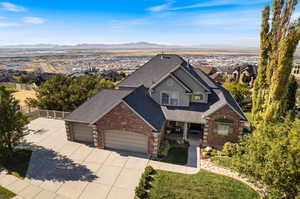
[165,121,204,143]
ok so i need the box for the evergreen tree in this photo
[252,5,271,120]
[252,0,300,122]
[0,86,29,158]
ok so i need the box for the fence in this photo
[23,109,71,120]
[0,82,36,90]
[38,110,71,120]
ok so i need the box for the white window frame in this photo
[216,124,233,136]
[191,92,206,103]
[160,91,180,106]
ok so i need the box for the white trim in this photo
[122,100,158,131]
[203,103,246,121]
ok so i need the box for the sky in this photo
[0,0,291,47]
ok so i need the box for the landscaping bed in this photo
[0,186,16,199]
[0,149,32,178]
[152,139,189,165]
[135,166,260,199]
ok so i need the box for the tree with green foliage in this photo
[0,86,29,158]
[252,5,271,121]
[119,71,126,78]
[252,0,300,122]
[27,74,114,112]
[232,120,300,199]
[222,82,251,111]
[284,75,298,111]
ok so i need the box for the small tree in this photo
[222,82,251,110]
[0,86,29,158]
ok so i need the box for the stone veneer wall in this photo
[203,105,244,149]
[94,102,163,156]
[65,121,74,141]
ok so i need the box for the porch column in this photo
[183,122,188,140]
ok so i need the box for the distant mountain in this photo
[0,42,183,49]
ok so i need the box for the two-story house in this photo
[65,54,247,156]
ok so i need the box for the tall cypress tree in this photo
[252,5,271,121]
[252,0,300,122]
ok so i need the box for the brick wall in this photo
[95,102,161,156]
[205,105,243,149]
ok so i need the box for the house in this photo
[99,70,123,82]
[229,64,258,85]
[292,63,300,82]
[194,66,224,83]
[65,54,247,156]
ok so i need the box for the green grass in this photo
[211,156,234,169]
[4,87,17,93]
[27,115,38,122]
[0,186,16,199]
[149,170,260,199]
[0,149,32,179]
[160,147,188,165]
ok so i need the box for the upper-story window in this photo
[191,93,205,102]
[161,92,179,106]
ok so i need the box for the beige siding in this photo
[151,76,190,106]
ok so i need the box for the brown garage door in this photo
[104,130,148,153]
[73,124,94,144]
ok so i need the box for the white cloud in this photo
[147,0,174,12]
[0,16,7,19]
[147,0,269,12]
[0,2,26,12]
[0,22,18,27]
[22,17,46,24]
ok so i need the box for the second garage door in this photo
[73,123,94,144]
[104,130,148,153]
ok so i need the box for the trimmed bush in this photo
[135,166,157,198]
[144,166,155,176]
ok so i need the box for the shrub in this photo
[159,140,171,157]
[135,181,146,198]
[222,142,238,157]
[144,166,155,176]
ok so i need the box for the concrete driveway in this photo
[16,118,149,199]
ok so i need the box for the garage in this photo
[72,123,94,144]
[104,130,148,153]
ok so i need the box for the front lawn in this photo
[0,149,32,178]
[149,170,260,199]
[0,186,16,199]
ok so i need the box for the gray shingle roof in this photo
[67,54,247,127]
[123,86,166,131]
[118,54,186,88]
[65,89,132,124]
[65,86,166,132]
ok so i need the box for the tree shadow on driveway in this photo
[22,143,97,183]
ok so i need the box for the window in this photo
[192,94,204,102]
[217,124,232,136]
[161,92,179,106]
[161,93,170,105]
